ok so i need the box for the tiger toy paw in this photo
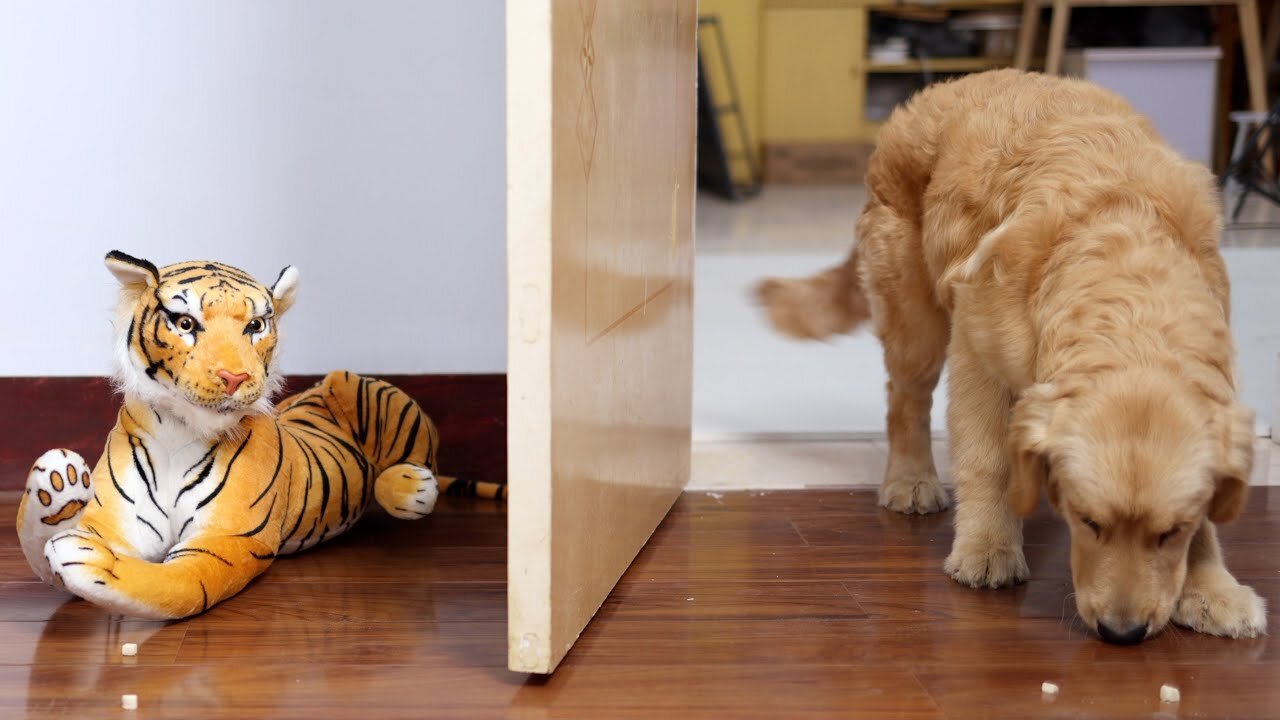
[45,530,120,595]
[18,450,93,583]
[374,463,440,519]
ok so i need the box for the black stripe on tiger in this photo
[280,429,314,545]
[354,378,369,444]
[371,382,394,459]
[318,445,350,527]
[165,547,233,566]
[176,451,218,503]
[106,450,134,505]
[288,419,372,479]
[248,424,285,510]
[136,438,158,490]
[237,495,276,538]
[182,445,218,478]
[149,308,171,349]
[196,430,253,510]
[309,443,333,521]
[164,261,260,286]
[395,411,422,466]
[386,401,415,459]
[137,515,164,541]
[129,435,168,519]
[296,517,320,549]
[61,561,121,581]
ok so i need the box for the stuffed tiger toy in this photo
[16,251,505,620]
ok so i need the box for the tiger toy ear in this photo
[105,251,160,288]
[271,266,300,315]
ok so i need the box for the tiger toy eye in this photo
[246,318,266,334]
[175,315,196,332]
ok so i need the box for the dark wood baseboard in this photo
[0,374,506,493]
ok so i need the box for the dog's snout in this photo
[1097,621,1149,645]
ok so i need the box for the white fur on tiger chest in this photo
[119,415,226,560]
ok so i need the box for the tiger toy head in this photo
[106,251,300,435]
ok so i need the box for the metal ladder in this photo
[697,15,762,200]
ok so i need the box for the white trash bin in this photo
[1063,47,1222,166]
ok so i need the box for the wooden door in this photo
[505,0,697,674]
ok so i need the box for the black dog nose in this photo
[1097,621,1148,645]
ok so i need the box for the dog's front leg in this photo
[1172,521,1266,637]
[942,337,1029,588]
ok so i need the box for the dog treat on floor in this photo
[1041,682,1060,696]
[1160,684,1181,703]
[121,642,138,657]
[121,694,138,710]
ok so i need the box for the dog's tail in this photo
[754,246,871,341]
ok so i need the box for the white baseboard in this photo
[689,437,1277,491]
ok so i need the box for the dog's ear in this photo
[1008,383,1061,517]
[1208,403,1254,523]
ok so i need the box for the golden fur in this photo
[758,69,1265,642]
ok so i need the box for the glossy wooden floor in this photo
[1,488,1277,719]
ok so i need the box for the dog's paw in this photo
[944,544,1029,589]
[878,468,950,515]
[1174,574,1267,638]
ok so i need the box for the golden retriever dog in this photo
[757,69,1265,644]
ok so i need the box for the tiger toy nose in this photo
[216,370,251,395]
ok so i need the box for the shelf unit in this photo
[761,0,1022,178]
[865,56,1014,73]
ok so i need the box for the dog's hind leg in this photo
[857,202,951,514]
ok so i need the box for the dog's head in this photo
[1007,371,1253,644]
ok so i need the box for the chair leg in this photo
[1014,0,1039,70]
[1044,0,1071,75]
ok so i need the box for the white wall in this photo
[0,1,506,376]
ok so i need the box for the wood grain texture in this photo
[1,488,1277,718]
[506,0,697,674]
[0,374,505,492]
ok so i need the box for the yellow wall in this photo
[762,6,865,143]
[698,0,763,179]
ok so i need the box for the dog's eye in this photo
[1157,526,1181,547]
[1081,517,1102,536]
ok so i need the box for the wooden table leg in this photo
[1044,0,1071,75]
[1238,0,1268,112]
[1263,0,1280,67]
[1015,0,1040,70]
